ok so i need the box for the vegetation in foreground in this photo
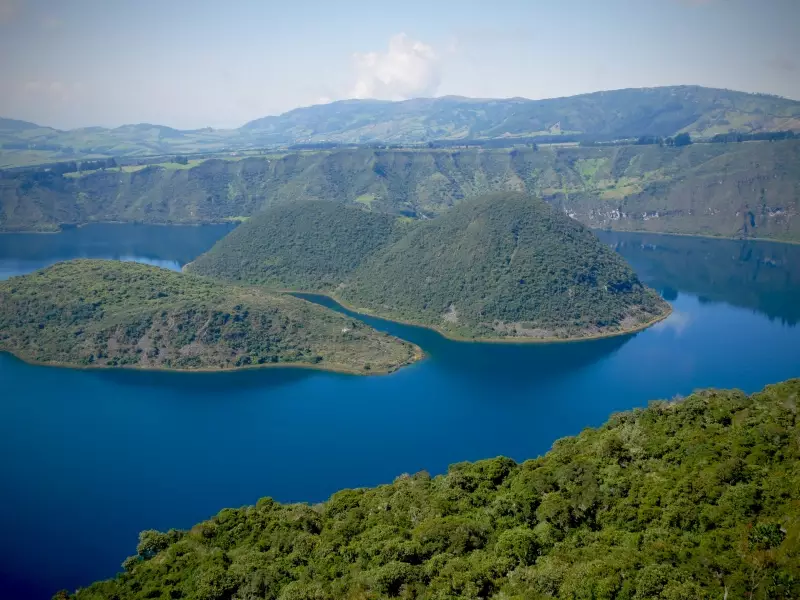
[2,140,798,241]
[0,260,418,374]
[63,379,800,600]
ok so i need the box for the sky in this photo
[0,0,798,130]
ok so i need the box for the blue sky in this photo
[0,0,798,129]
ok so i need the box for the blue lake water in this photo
[1,226,799,599]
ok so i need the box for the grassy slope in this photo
[3,86,799,167]
[0,260,418,374]
[187,201,407,290]
[66,379,800,600]
[339,193,669,340]
[1,141,798,241]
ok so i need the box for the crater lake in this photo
[1,225,799,599]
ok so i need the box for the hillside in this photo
[243,86,800,143]
[2,86,799,167]
[0,260,418,374]
[63,378,800,600]
[338,193,669,340]
[187,201,406,290]
[2,141,798,241]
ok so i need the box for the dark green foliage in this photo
[711,130,797,143]
[188,201,405,290]
[67,379,800,600]
[672,132,692,147]
[0,260,418,374]
[340,193,669,339]
[2,140,798,241]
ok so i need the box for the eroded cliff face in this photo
[2,141,798,240]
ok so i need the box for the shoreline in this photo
[0,220,241,235]
[0,343,424,377]
[287,289,674,345]
[1,222,798,246]
[592,227,800,247]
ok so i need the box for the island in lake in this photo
[0,260,420,374]
[190,193,671,341]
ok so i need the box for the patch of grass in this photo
[355,193,376,207]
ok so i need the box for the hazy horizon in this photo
[1,0,798,130]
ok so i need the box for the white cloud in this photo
[652,310,691,336]
[350,33,441,100]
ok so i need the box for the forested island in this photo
[62,378,800,600]
[190,194,670,341]
[0,260,419,374]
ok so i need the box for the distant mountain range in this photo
[2,86,800,167]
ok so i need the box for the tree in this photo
[673,132,692,147]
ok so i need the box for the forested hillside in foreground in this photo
[63,379,800,600]
[339,193,669,340]
[0,261,418,374]
[2,141,798,241]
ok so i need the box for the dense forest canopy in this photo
[187,201,407,290]
[2,140,798,242]
[64,379,800,600]
[0,260,418,374]
[339,193,669,340]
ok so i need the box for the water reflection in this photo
[0,222,236,280]
[294,292,634,384]
[595,231,800,326]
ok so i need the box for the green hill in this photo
[187,201,406,290]
[3,86,799,167]
[63,378,800,600]
[338,193,669,340]
[2,141,798,241]
[0,260,419,374]
[243,86,800,143]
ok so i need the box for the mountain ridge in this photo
[3,85,799,167]
[2,141,797,241]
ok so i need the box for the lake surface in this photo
[1,227,799,599]
[0,222,237,279]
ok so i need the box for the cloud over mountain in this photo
[350,33,441,100]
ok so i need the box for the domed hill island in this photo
[189,193,671,341]
[0,260,420,374]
